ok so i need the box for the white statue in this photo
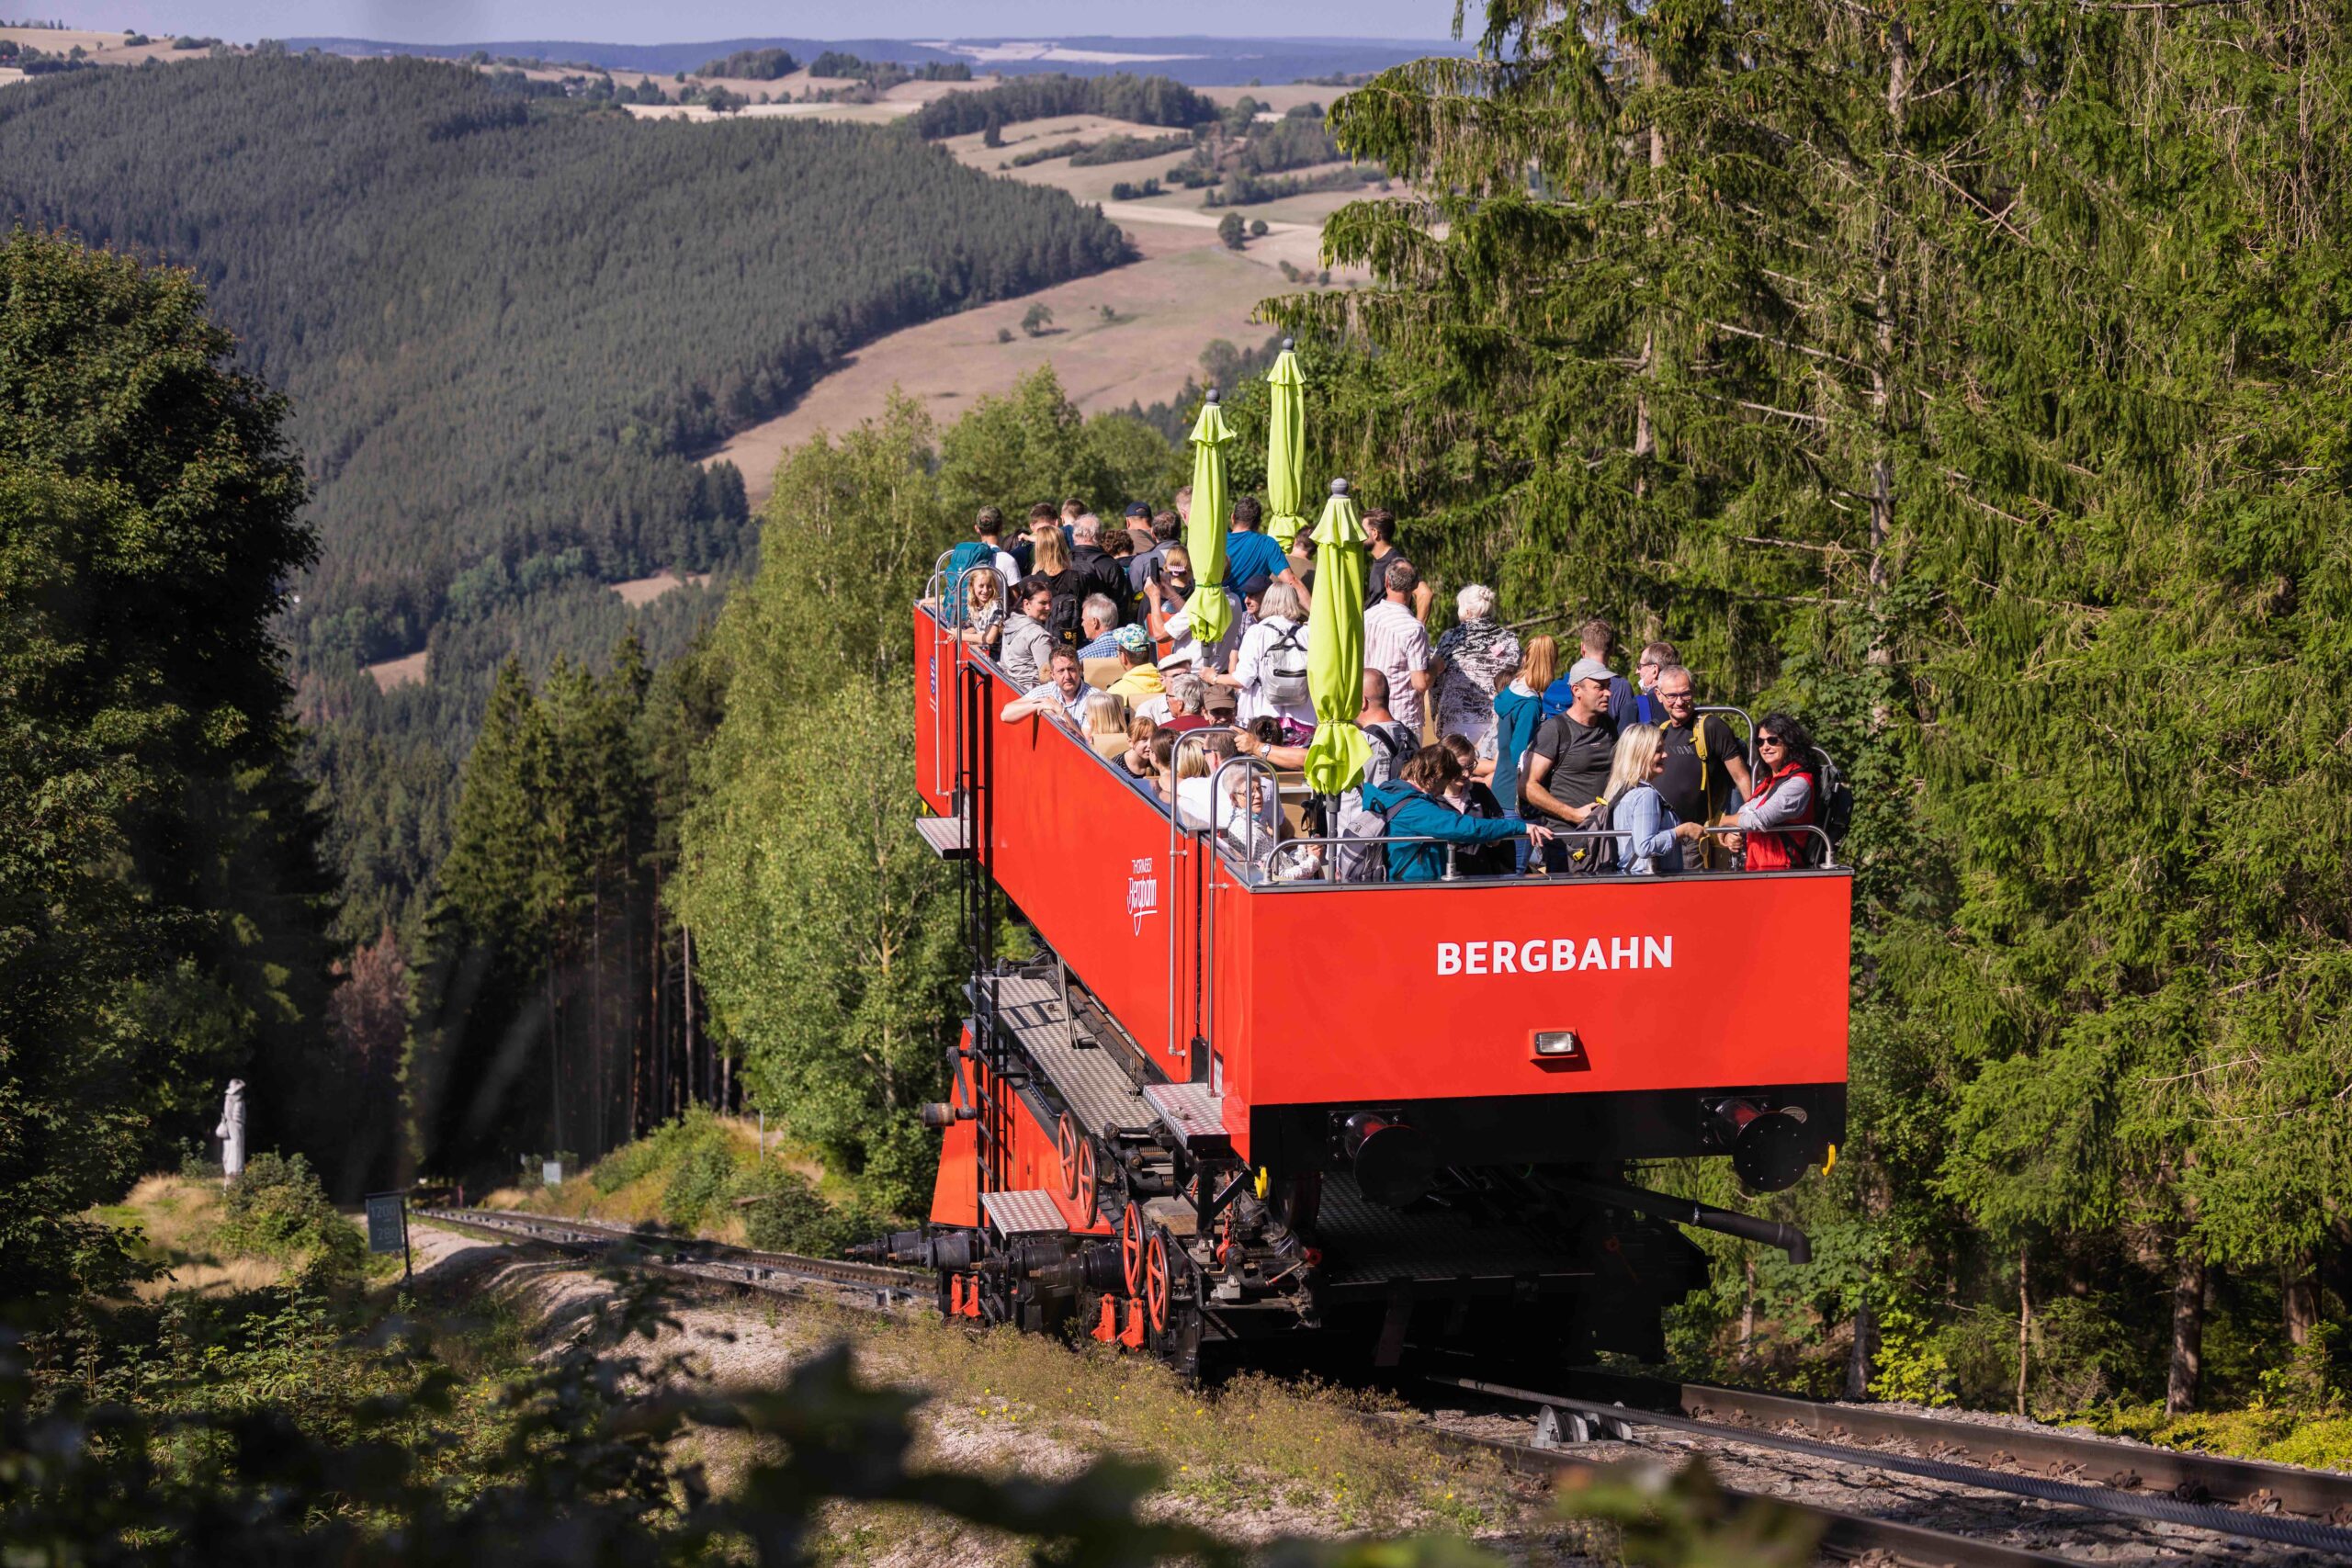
[215,1078,247,1184]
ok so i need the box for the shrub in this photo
[217,1153,366,1285]
[734,1167,866,1256]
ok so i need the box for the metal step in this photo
[1141,1081,1230,1155]
[913,815,971,860]
[979,1189,1069,1236]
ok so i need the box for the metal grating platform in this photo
[980,1190,1069,1235]
[1141,1081,1229,1150]
[978,973,1156,1139]
[912,816,971,859]
[1311,1174,1600,1294]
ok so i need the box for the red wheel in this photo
[1145,1231,1170,1333]
[1056,1113,1078,1200]
[1119,1200,1145,1296]
[1075,1139,1099,1227]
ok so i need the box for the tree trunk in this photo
[1845,1296,1877,1400]
[2166,1244,2204,1414]
[2016,1243,2031,1416]
[1865,19,1911,723]
[2285,1261,2319,1347]
[683,924,696,1110]
[1632,109,1663,496]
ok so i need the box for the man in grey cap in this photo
[1521,655,1619,872]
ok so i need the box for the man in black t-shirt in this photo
[1522,657,1617,871]
[1652,663,1755,870]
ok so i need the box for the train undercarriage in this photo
[858,951,1832,1379]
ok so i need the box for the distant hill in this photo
[0,52,1135,936]
[0,53,1130,666]
[283,34,1473,86]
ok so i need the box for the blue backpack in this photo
[944,541,992,626]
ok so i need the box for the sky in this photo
[52,0,1462,44]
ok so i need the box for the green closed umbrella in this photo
[1183,389,1235,646]
[1303,478,1372,795]
[1264,339,1307,555]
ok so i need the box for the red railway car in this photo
[862,588,1850,1376]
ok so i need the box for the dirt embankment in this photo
[406,1217,1547,1558]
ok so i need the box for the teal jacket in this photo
[1489,683,1545,813]
[1360,781,1530,882]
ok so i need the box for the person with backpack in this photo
[943,506,1017,629]
[1216,581,1316,739]
[1732,712,1819,870]
[1359,745,1555,882]
[1651,663,1754,871]
[1522,657,1618,873]
[1600,723,1707,875]
[1028,526,1085,649]
[1487,636,1556,864]
[1356,668,1420,786]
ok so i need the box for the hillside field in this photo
[707,109,1379,500]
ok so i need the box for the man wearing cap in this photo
[1121,502,1158,558]
[1104,623,1167,709]
[1521,656,1619,871]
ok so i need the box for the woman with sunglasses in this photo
[1733,712,1819,871]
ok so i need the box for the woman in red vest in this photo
[1735,712,1818,871]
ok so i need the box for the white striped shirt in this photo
[1363,600,1432,730]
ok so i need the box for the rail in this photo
[1435,1374,2352,1558]
[1382,1412,2077,1568]
[416,1206,931,1299]
[1534,1365,2352,1524]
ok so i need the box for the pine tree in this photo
[1278,0,2352,1406]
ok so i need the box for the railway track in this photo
[1394,1416,2076,1568]
[413,1206,931,1303]
[1538,1366,2352,1523]
[420,1208,2352,1565]
[1430,1372,2352,1562]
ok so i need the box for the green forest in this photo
[0,55,1130,668]
[911,72,1220,139]
[0,52,1134,947]
[1251,0,2352,1423]
[6,0,2352,1503]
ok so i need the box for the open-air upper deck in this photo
[914,599,1851,1170]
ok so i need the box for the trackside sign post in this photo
[365,1190,412,1281]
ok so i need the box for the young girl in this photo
[1120,713,1159,778]
[958,566,1004,651]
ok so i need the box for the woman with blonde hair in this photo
[1030,526,1081,646]
[1083,691,1130,760]
[1601,722,1705,874]
[1488,633,1556,821]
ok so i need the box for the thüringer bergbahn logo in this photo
[1125,858,1159,935]
[1436,936,1674,975]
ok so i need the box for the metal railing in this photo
[1163,728,1250,1075]
[921,555,1014,807]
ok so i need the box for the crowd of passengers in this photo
[942,493,1827,883]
